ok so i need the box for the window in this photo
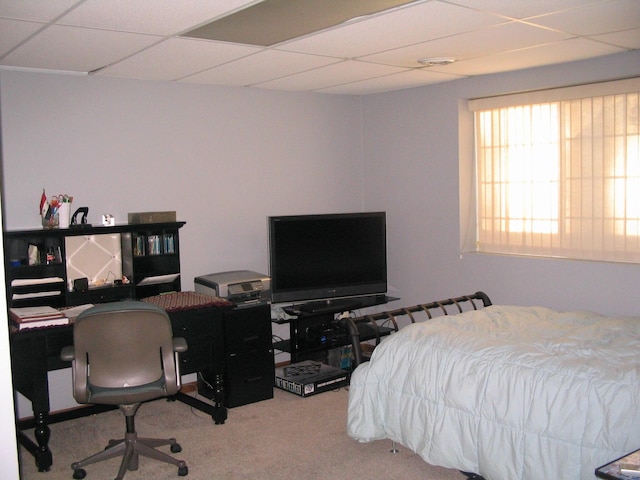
[467,77,640,263]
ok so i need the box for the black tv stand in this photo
[273,295,398,364]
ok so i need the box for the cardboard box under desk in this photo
[275,360,349,397]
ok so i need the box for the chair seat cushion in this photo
[88,376,167,405]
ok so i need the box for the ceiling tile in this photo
[181,49,341,86]
[1,25,160,72]
[256,60,408,92]
[361,20,573,68]
[429,37,624,76]
[0,0,81,22]
[280,0,508,59]
[443,0,609,20]
[96,37,261,81]
[58,0,257,35]
[526,0,640,36]
[316,68,464,94]
[0,19,44,57]
[182,0,417,46]
[591,27,640,49]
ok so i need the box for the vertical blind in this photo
[468,77,640,263]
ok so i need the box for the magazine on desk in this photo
[61,304,95,321]
[596,449,640,479]
[9,306,69,330]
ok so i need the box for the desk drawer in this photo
[225,349,274,407]
[224,305,272,354]
[171,318,213,338]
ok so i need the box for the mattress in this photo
[347,305,640,480]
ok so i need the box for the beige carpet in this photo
[18,386,467,480]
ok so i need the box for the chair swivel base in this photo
[70,431,188,480]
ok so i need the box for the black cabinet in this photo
[199,304,274,408]
[223,304,274,407]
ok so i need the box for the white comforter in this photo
[347,305,640,480]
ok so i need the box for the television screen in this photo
[268,212,387,306]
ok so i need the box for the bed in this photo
[345,292,640,480]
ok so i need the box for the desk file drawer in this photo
[225,349,274,408]
[223,304,271,354]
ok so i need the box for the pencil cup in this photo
[58,202,71,229]
[42,212,59,229]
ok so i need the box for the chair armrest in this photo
[173,337,188,353]
[171,337,188,391]
[60,346,75,362]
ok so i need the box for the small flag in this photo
[40,189,47,215]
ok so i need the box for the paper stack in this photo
[9,305,69,330]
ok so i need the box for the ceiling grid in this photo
[0,0,637,94]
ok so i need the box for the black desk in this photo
[12,295,231,472]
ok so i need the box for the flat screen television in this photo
[268,212,387,310]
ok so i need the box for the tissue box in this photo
[128,211,176,224]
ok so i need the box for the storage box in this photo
[128,211,176,224]
[275,360,349,397]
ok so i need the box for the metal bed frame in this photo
[343,291,492,367]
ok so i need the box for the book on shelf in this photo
[9,306,69,330]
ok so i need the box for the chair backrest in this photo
[71,300,180,404]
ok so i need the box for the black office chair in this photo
[60,301,189,480]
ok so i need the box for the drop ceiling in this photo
[0,0,638,95]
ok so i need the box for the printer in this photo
[195,270,271,307]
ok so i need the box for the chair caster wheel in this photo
[178,465,188,476]
[171,443,182,453]
[72,468,87,479]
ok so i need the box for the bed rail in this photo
[343,291,492,367]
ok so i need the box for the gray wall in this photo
[0,72,364,284]
[1,50,639,422]
[362,50,640,316]
[2,53,640,315]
